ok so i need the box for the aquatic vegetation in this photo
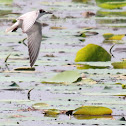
[73,106,112,115]
[75,44,111,62]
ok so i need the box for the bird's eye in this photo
[39,9,45,13]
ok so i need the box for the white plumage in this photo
[6,9,51,67]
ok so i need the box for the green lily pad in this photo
[14,67,35,71]
[96,10,126,17]
[42,70,80,84]
[112,61,126,69]
[80,33,86,37]
[96,0,126,9]
[76,64,109,69]
[100,2,126,9]
[0,0,13,4]
[43,109,60,116]
[32,103,49,109]
[75,44,111,62]
[73,106,112,115]
[103,33,125,40]
[122,84,126,89]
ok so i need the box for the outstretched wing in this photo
[26,22,42,67]
[19,10,39,33]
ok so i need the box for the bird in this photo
[6,9,52,67]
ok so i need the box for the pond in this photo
[0,0,126,125]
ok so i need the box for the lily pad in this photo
[122,84,126,89]
[112,61,126,69]
[50,26,66,30]
[9,81,19,87]
[14,67,35,71]
[73,106,112,115]
[96,0,126,9]
[43,109,60,116]
[76,64,109,69]
[75,44,111,62]
[103,33,125,40]
[42,70,80,84]
[80,33,86,37]
[99,2,126,9]
[32,103,49,109]
[96,10,126,17]
[80,31,98,37]
[0,0,13,4]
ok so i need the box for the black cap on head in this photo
[39,9,45,13]
[39,9,52,14]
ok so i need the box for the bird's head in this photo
[38,9,52,16]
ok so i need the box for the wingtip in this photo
[30,63,33,68]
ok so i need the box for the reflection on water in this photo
[74,115,113,120]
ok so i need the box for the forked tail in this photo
[5,21,19,33]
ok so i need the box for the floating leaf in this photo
[103,33,114,40]
[73,106,112,115]
[96,10,126,17]
[122,84,126,89]
[0,0,13,4]
[112,61,126,69]
[43,109,60,116]
[119,117,126,121]
[81,31,98,37]
[76,64,109,69]
[99,2,126,9]
[103,33,125,40]
[75,44,111,62]
[32,103,49,109]
[9,81,19,87]
[42,70,80,84]
[14,67,35,71]
[80,33,86,37]
[50,27,66,30]
[96,0,126,9]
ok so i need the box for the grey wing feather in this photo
[26,22,42,67]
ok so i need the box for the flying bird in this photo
[6,9,52,67]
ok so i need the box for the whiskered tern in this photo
[6,9,52,67]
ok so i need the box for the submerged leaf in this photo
[42,70,80,84]
[73,106,112,115]
[75,44,111,62]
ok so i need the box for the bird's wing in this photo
[26,21,42,67]
[18,11,39,33]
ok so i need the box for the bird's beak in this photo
[45,11,52,14]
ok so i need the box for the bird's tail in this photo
[5,21,19,33]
